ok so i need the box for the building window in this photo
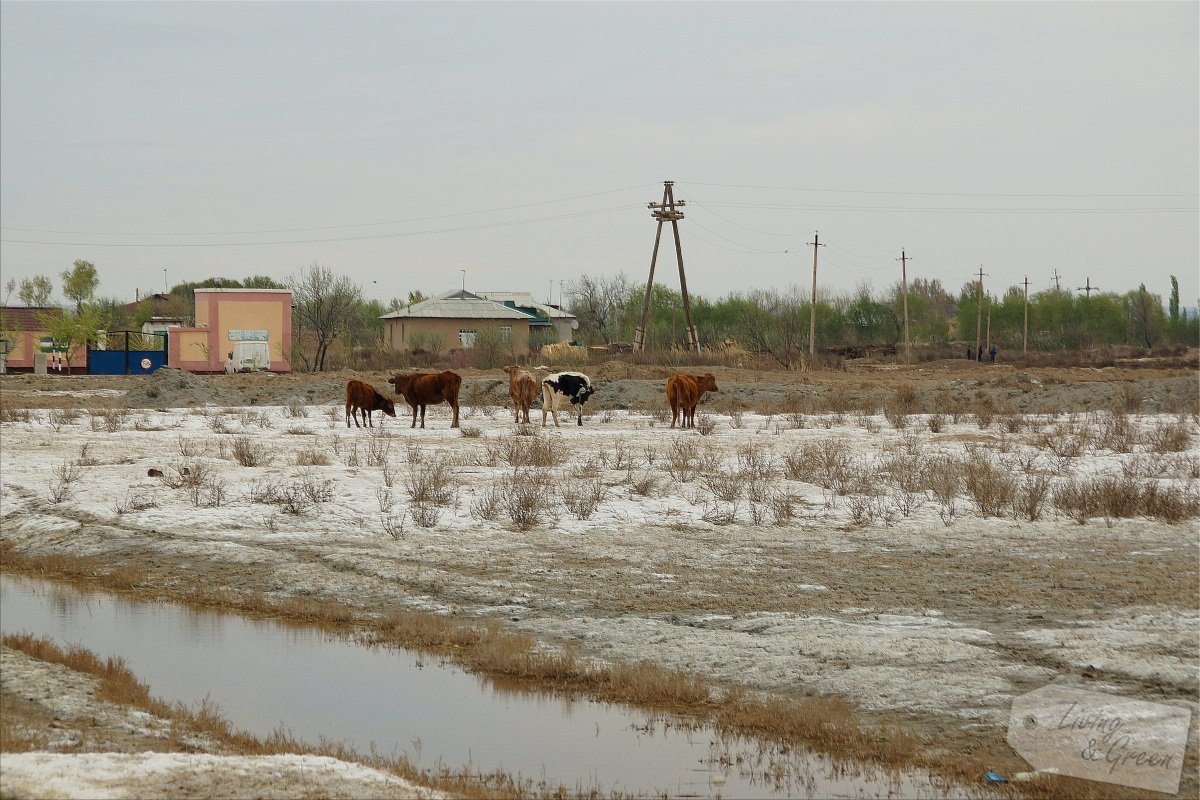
[459,329,477,348]
[498,326,512,342]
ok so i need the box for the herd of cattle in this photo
[344,369,719,431]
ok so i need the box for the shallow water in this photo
[0,574,955,798]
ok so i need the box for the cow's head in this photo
[697,373,719,393]
[573,384,595,405]
[387,374,411,394]
[380,398,397,417]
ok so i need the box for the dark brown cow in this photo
[345,379,397,428]
[667,372,719,429]
[502,365,538,424]
[387,370,462,428]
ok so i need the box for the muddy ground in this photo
[1,356,1197,799]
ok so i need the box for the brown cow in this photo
[387,371,462,428]
[667,372,719,429]
[501,365,538,423]
[345,379,397,428]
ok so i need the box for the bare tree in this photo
[288,264,363,372]
[568,273,633,344]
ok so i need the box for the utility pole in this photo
[808,231,825,365]
[975,266,987,362]
[1077,277,1099,298]
[634,181,699,353]
[1051,269,1062,292]
[1022,275,1030,359]
[897,249,911,364]
[1077,278,1099,350]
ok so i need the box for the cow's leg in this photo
[419,404,426,429]
[346,403,353,428]
[450,399,459,428]
[670,401,679,428]
[576,404,583,426]
[410,404,418,428]
[366,409,373,427]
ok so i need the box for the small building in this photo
[381,290,535,356]
[477,291,579,343]
[167,288,293,373]
[0,306,89,373]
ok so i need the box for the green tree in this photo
[61,260,99,312]
[17,276,54,306]
[1123,284,1163,348]
[38,306,102,375]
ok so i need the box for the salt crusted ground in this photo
[1,364,1197,797]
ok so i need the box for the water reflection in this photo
[0,574,957,799]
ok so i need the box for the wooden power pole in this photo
[808,231,824,365]
[1022,275,1030,359]
[975,266,987,361]
[634,181,699,353]
[898,249,911,364]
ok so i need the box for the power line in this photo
[680,180,1197,199]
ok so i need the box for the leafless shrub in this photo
[190,474,228,508]
[76,442,98,467]
[488,433,563,468]
[961,447,1017,516]
[561,478,606,520]
[1013,475,1052,521]
[937,499,960,526]
[997,414,1023,434]
[1095,413,1137,453]
[627,470,662,497]
[294,444,330,466]
[920,455,962,506]
[205,413,232,434]
[364,431,392,467]
[503,470,551,530]
[0,405,32,423]
[664,437,700,483]
[608,439,636,471]
[114,489,158,515]
[701,499,739,525]
[343,440,361,467]
[157,460,208,490]
[281,475,334,514]
[409,503,441,528]
[1141,482,1200,523]
[769,490,798,525]
[382,511,408,539]
[381,461,398,488]
[700,466,742,502]
[1141,418,1192,454]
[176,436,205,457]
[230,436,272,467]
[893,384,918,413]
[926,413,947,433]
[782,439,858,494]
[858,411,882,433]
[470,481,505,521]
[459,425,482,438]
[47,407,81,432]
[93,408,130,433]
[974,406,994,430]
[376,486,394,513]
[694,413,717,436]
[881,406,907,431]
[48,460,83,503]
[285,402,308,418]
[405,458,456,506]
[1118,383,1144,412]
[847,494,896,527]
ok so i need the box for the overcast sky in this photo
[2,1,1196,311]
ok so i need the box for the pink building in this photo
[168,288,292,373]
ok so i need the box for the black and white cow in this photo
[541,371,595,427]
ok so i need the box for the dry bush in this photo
[701,499,739,525]
[0,405,32,423]
[409,502,441,528]
[881,406,906,430]
[1141,418,1193,453]
[459,424,482,438]
[47,407,81,431]
[176,436,205,457]
[404,458,456,506]
[847,494,896,527]
[375,486,394,513]
[363,431,392,467]
[47,459,83,503]
[769,489,799,525]
[76,442,98,466]
[919,455,962,506]
[782,439,858,494]
[607,438,637,471]
[700,466,742,502]
[285,401,308,418]
[561,478,606,520]
[694,412,718,436]
[1013,475,1053,521]
[205,412,232,434]
[1095,412,1137,453]
[231,435,273,467]
[470,480,504,521]
[626,470,663,498]
[503,469,552,530]
[294,445,331,466]
[892,384,918,413]
[381,511,407,539]
[114,489,159,515]
[1036,420,1089,458]
[664,437,700,483]
[92,408,131,432]
[488,433,564,468]
[926,413,947,433]
[961,446,1016,516]
[1118,382,1144,412]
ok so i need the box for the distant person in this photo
[224,352,236,375]
[966,347,972,360]
[989,345,997,363]
[977,346,983,362]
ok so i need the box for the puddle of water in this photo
[0,574,958,798]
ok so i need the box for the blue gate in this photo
[88,331,167,375]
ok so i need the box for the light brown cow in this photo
[667,372,719,429]
[345,379,397,428]
[502,365,538,424]
[387,371,462,428]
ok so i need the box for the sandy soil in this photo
[1,358,1197,798]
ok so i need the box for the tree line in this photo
[3,262,1196,373]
